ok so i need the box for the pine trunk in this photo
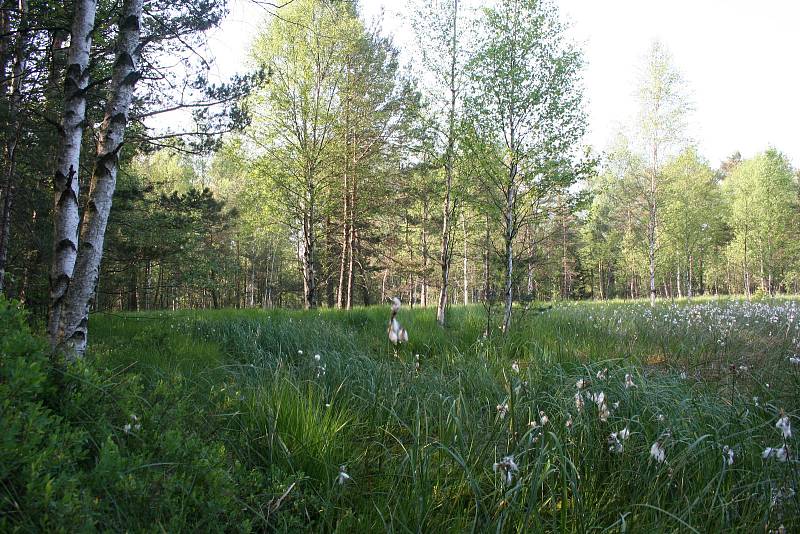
[0,0,30,295]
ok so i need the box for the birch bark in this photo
[48,0,97,346]
[58,0,143,357]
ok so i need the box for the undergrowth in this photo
[1,296,798,531]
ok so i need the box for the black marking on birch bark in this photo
[68,329,85,343]
[63,64,81,88]
[110,111,128,125]
[71,85,90,100]
[55,238,77,253]
[122,71,140,86]
[53,170,67,187]
[50,273,71,293]
[55,173,78,205]
[114,51,135,70]
[121,14,140,31]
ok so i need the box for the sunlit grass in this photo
[89,298,800,531]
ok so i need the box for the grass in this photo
[86,298,800,532]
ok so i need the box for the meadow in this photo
[2,297,799,532]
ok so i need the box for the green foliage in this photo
[0,297,300,532]
[725,149,799,293]
[6,298,796,530]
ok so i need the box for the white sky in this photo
[203,0,800,168]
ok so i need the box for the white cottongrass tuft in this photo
[496,403,509,420]
[722,445,734,466]
[624,373,636,388]
[314,354,321,362]
[789,356,800,365]
[565,414,573,429]
[511,361,520,373]
[493,455,519,486]
[762,445,789,462]
[650,441,666,463]
[776,414,791,439]
[574,392,584,411]
[336,465,352,485]
[123,414,141,434]
[538,411,549,426]
[588,391,610,422]
[576,379,587,389]
[608,427,630,454]
[596,368,608,380]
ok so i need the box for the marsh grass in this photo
[86,298,800,532]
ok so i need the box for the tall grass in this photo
[88,298,800,532]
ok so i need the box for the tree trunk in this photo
[436,0,459,327]
[462,211,468,305]
[561,207,569,299]
[502,179,515,333]
[48,0,97,346]
[421,200,428,306]
[0,174,12,295]
[0,0,30,295]
[345,171,356,309]
[648,146,658,306]
[648,198,657,306]
[128,267,138,311]
[743,228,750,300]
[56,0,143,357]
[336,162,349,307]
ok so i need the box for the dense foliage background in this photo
[0,0,797,321]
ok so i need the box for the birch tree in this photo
[725,150,797,297]
[633,41,689,306]
[412,0,469,325]
[56,0,144,356]
[466,0,588,332]
[661,148,720,299]
[249,0,356,309]
[47,0,97,344]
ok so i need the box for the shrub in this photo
[0,298,290,532]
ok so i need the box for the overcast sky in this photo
[203,0,800,167]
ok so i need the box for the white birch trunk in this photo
[48,0,97,346]
[436,0,459,327]
[57,0,143,357]
[502,180,515,333]
[462,211,468,305]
